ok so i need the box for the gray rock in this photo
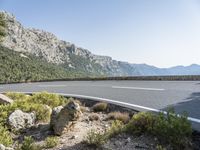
[50,105,63,128]
[0,94,13,104]
[52,101,82,135]
[0,144,5,150]
[0,144,13,150]
[8,109,36,130]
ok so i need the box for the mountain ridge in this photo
[1,11,200,76]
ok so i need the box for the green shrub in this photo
[125,112,155,134]
[92,102,108,112]
[0,125,13,146]
[20,136,42,150]
[154,109,192,149]
[44,136,59,148]
[107,111,130,123]
[124,110,192,149]
[28,92,68,108]
[5,92,29,101]
[84,129,107,147]
[107,120,124,138]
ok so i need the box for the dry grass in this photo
[89,113,100,121]
[107,111,130,123]
[92,102,108,112]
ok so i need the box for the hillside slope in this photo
[0,46,95,83]
[1,11,200,77]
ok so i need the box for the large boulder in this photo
[52,101,82,135]
[50,105,63,128]
[8,109,36,130]
[0,94,13,104]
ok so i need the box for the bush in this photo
[154,109,192,149]
[20,136,42,150]
[84,129,107,147]
[44,136,59,148]
[107,120,124,138]
[125,112,155,134]
[28,92,68,108]
[92,102,108,112]
[5,92,29,101]
[0,125,13,146]
[125,110,192,149]
[107,111,130,123]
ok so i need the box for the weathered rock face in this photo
[1,11,138,76]
[8,109,36,130]
[50,105,64,128]
[0,94,13,104]
[52,101,82,135]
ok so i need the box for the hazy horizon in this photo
[1,0,200,68]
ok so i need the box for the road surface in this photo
[0,80,200,130]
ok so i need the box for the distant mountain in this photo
[1,11,200,78]
[131,64,200,76]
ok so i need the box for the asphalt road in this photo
[0,80,200,130]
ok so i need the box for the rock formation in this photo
[51,101,82,135]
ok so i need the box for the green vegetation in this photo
[0,12,6,42]
[0,92,69,146]
[0,46,90,83]
[28,92,67,108]
[84,120,124,147]
[125,110,192,149]
[92,102,108,112]
[84,130,107,147]
[20,136,42,150]
[107,111,130,123]
[85,109,192,149]
[44,136,59,148]
[0,126,13,146]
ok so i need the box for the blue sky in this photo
[0,0,200,67]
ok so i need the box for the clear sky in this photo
[0,0,200,68]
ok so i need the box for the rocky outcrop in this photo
[0,94,13,104]
[1,11,137,76]
[8,109,36,130]
[52,101,82,135]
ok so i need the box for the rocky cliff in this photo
[1,11,136,76]
[2,11,200,76]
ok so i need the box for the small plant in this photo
[21,136,42,150]
[107,120,124,138]
[89,113,100,121]
[44,136,59,148]
[107,111,130,123]
[125,112,155,134]
[84,129,107,147]
[0,125,13,146]
[92,102,108,112]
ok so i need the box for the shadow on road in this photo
[162,92,200,118]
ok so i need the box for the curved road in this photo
[0,80,200,130]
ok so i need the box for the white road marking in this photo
[4,91,200,124]
[112,86,165,91]
[38,85,67,87]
